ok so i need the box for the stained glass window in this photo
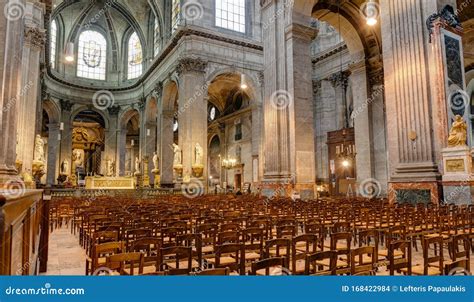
[77,30,107,80]
[50,20,57,69]
[215,0,246,33]
[127,32,143,79]
[154,18,161,57]
[172,0,181,33]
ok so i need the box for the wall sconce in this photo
[240,74,248,90]
[59,122,64,131]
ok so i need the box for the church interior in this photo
[0,0,473,276]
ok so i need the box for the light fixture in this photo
[240,74,248,90]
[64,42,74,62]
[342,160,350,168]
[365,0,378,26]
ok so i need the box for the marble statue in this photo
[194,143,203,166]
[153,152,159,170]
[111,161,116,176]
[73,149,84,168]
[448,115,467,147]
[135,157,141,174]
[105,157,113,176]
[173,143,182,166]
[60,159,69,175]
[34,134,45,162]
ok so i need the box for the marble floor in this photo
[42,225,86,275]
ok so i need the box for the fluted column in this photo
[105,106,120,176]
[58,100,73,179]
[160,110,174,186]
[0,0,27,185]
[17,2,45,175]
[46,123,60,185]
[328,71,350,130]
[176,57,208,185]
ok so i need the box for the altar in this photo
[85,176,136,189]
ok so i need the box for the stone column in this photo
[328,71,350,130]
[380,0,456,202]
[144,121,157,183]
[46,123,60,185]
[349,61,375,183]
[160,110,174,186]
[0,0,27,185]
[176,58,208,185]
[58,100,73,179]
[16,3,45,175]
[118,127,127,176]
[105,106,120,176]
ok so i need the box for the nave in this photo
[46,196,474,276]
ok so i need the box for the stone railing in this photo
[0,189,46,275]
[50,188,181,199]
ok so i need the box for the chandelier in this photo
[222,157,238,169]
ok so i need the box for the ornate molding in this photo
[327,71,350,88]
[368,68,384,87]
[154,81,163,99]
[59,99,73,112]
[312,80,322,94]
[107,105,121,116]
[257,71,264,87]
[176,57,208,75]
[24,26,46,49]
[285,23,318,42]
[427,4,463,43]
[312,43,348,64]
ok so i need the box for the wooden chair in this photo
[292,234,318,274]
[177,233,203,270]
[305,251,337,275]
[350,246,376,276]
[195,268,230,276]
[405,236,444,275]
[448,234,470,271]
[249,257,288,275]
[211,243,245,275]
[388,240,412,275]
[330,232,352,274]
[86,241,124,275]
[159,246,193,275]
[265,238,291,268]
[105,252,144,275]
[444,259,470,275]
[243,227,264,262]
[129,237,161,274]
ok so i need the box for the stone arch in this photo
[70,106,110,129]
[43,99,61,124]
[162,80,179,112]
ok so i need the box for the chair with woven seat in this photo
[177,233,203,270]
[211,243,245,275]
[292,234,318,274]
[388,240,412,275]
[243,227,264,262]
[249,257,288,275]
[305,251,337,275]
[159,246,193,275]
[446,234,470,272]
[86,241,124,275]
[105,252,144,275]
[330,232,352,274]
[444,259,470,275]
[350,246,376,276]
[402,236,443,275]
[265,238,291,268]
[129,237,161,274]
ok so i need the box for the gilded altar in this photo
[85,176,135,189]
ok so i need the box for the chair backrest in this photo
[159,246,193,275]
[388,240,412,275]
[250,257,288,275]
[358,229,379,256]
[305,251,337,275]
[444,259,470,275]
[422,236,444,275]
[450,234,470,266]
[350,246,375,276]
[214,243,245,275]
[291,234,318,274]
[106,252,144,275]
[178,233,203,266]
[264,238,291,267]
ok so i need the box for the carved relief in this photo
[24,26,46,49]
[176,57,208,75]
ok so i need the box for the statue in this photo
[34,135,45,162]
[111,160,116,176]
[60,159,69,175]
[173,143,182,166]
[152,152,159,170]
[72,149,84,168]
[135,156,141,174]
[448,115,467,147]
[194,143,203,166]
[105,157,113,176]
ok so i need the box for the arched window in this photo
[50,20,57,69]
[215,0,246,33]
[154,18,161,56]
[127,32,143,79]
[77,30,107,80]
[171,0,181,33]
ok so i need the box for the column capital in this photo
[162,110,175,118]
[285,23,318,42]
[327,70,351,88]
[107,105,121,116]
[59,99,74,112]
[176,57,208,75]
[24,25,46,50]
[312,80,322,94]
[153,81,163,99]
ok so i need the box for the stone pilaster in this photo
[328,71,350,130]
[160,110,174,187]
[58,100,73,179]
[16,2,46,176]
[105,105,120,176]
[176,57,208,184]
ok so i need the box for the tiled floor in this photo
[42,225,86,276]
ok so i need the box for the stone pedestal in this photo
[174,165,183,181]
[152,169,160,188]
[441,146,473,204]
[142,158,150,188]
[192,165,204,178]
